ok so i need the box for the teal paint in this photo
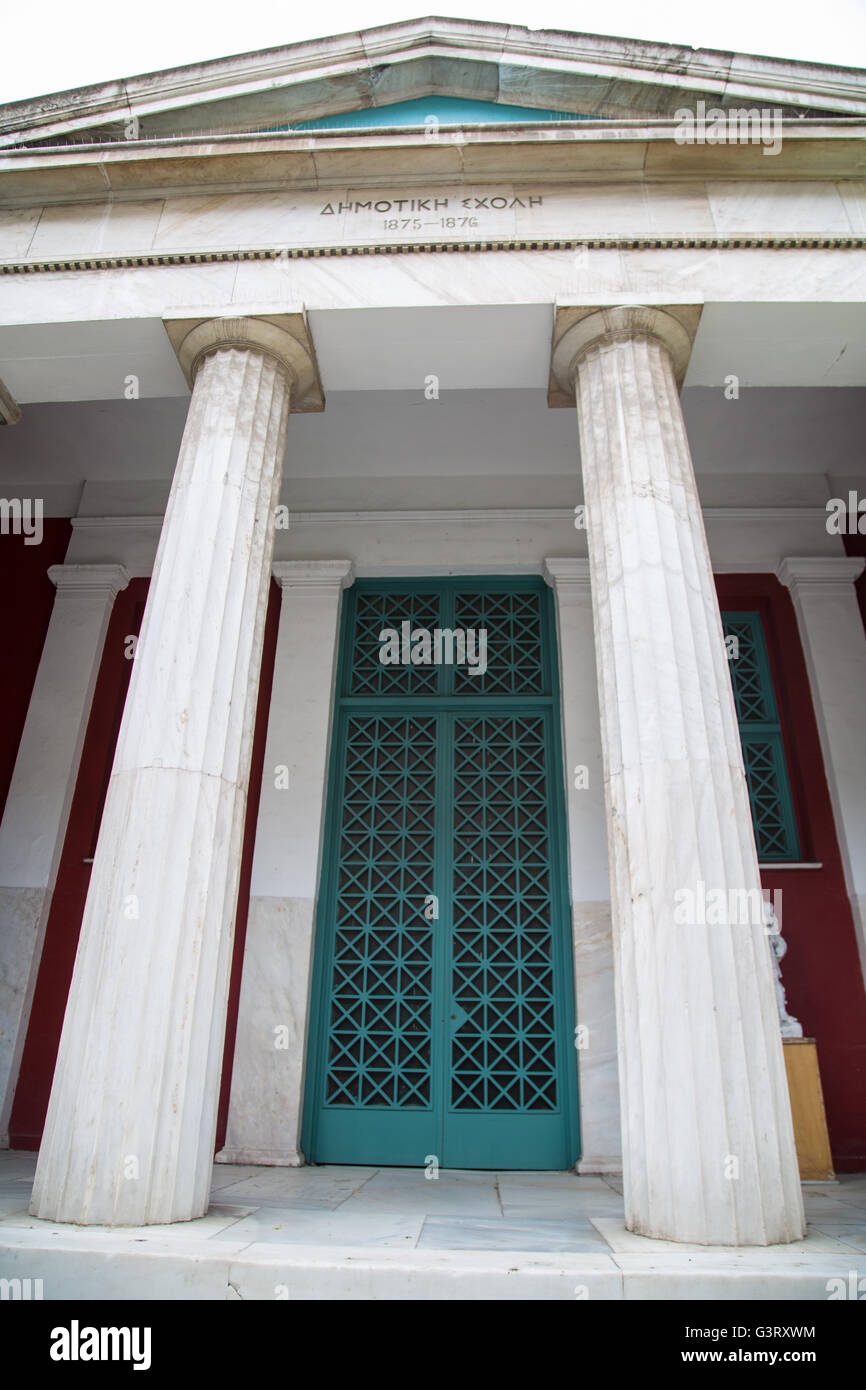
[279,95,591,132]
[722,611,802,860]
[303,577,580,1170]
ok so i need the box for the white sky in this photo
[3,0,865,105]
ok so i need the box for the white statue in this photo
[766,908,803,1038]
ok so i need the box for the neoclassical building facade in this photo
[0,18,865,1247]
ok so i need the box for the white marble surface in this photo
[2,1154,864,1300]
[30,326,300,1225]
[220,896,315,1166]
[570,903,622,1173]
[564,306,804,1245]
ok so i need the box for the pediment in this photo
[0,17,862,149]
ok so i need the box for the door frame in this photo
[300,574,581,1169]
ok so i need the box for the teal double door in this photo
[303,578,580,1170]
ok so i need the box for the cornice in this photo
[68,507,831,531]
[0,121,864,210]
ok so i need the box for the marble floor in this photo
[1,1151,865,1299]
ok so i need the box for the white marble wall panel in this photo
[0,208,42,261]
[836,182,866,236]
[27,202,165,261]
[706,182,852,237]
[571,903,621,1173]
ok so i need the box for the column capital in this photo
[543,557,592,593]
[777,555,865,594]
[549,304,702,404]
[47,563,129,596]
[164,312,324,412]
[272,559,355,591]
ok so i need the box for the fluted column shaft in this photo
[31,325,302,1225]
[558,307,804,1245]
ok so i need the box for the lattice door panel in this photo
[450,715,558,1112]
[325,714,438,1108]
[306,577,578,1170]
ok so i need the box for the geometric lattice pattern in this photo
[453,589,546,695]
[325,715,437,1105]
[740,734,800,861]
[721,610,801,861]
[348,588,440,696]
[450,715,557,1110]
[309,577,576,1167]
[723,612,777,724]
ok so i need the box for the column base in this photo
[215,1146,305,1167]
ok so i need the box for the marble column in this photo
[0,564,128,1146]
[219,559,354,1166]
[31,316,321,1226]
[551,305,804,1245]
[777,556,866,974]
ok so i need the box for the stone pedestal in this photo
[31,317,319,1225]
[552,305,805,1245]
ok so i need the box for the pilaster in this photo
[777,555,866,975]
[220,560,354,1166]
[0,563,128,1145]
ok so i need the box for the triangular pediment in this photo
[0,16,863,149]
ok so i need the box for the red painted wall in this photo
[717,574,866,1171]
[9,576,282,1151]
[0,522,72,822]
[9,580,147,1146]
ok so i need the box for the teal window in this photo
[721,610,801,861]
